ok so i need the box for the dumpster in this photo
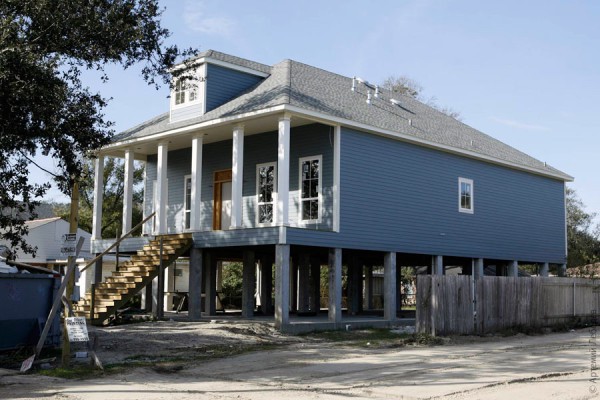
[0,273,61,350]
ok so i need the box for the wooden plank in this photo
[34,237,85,358]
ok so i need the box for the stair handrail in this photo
[80,212,156,274]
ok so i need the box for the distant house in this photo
[80,50,572,330]
[5,217,92,267]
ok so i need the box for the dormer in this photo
[169,50,271,124]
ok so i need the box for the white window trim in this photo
[183,174,192,231]
[256,162,277,227]
[298,155,323,225]
[458,177,474,214]
[171,64,206,111]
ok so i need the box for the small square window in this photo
[458,177,474,214]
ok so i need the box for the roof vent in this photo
[351,77,356,92]
[366,90,372,104]
[375,85,380,98]
[408,119,412,126]
[390,98,401,106]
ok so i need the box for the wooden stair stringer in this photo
[73,234,193,324]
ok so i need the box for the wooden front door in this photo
[213,170,232,230]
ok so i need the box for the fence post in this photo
[573,281,576,317]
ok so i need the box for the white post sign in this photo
[65,317,89,342]
[61,233,78,257]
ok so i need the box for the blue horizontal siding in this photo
[206,64,264,112]
[322,127,565,263]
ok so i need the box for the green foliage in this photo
[221,263,243,308]
[566,188,600,268]
[55,159,144,238]
[0,0,197,255]
[381,75,462,120]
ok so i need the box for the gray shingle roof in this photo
[114,51,571,181]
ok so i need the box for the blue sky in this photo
[34,0,600,223]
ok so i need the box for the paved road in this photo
[1,329,596,399]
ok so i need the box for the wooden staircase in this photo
[73,234,193,325]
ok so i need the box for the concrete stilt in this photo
[151,276,159,315]
[540,262,549,277]
[275,245,290,329]
[143,283,153,312]
[434,255,444,275]
[164,264,175,312]
[558,263,567,277]
[384,252,397,321]
[508,261,519,277]
[474,258,484,279]
[260,256,273,315]
[395,259,402,313]
[93,255,103,284]
[216,261,223,310]
[297,254,310,313]
[347,257,362,315]
[364,265,373,310]
[188,248,203,321]
[310,257,321,313]
[204,252,216,315]
[328,248,342,323]
[290,259,298,313]
[242,251,255,318]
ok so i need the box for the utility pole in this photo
[62,180,79,366]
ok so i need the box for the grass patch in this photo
[38,365,100,379]
[34,342,283,379]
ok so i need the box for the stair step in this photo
[98,282,138,289]
[112,270,154,277]
[106,276,146,283]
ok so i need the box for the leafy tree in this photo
[0,0,196,255]
[566,187,600,268]
[382,75,462,120]
[55,159,144,238]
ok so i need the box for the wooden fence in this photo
[416,275,600,335]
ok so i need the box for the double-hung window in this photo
[458,177,474,213]
[300,155,322,222]
[173,76,200,107]
[256,163,276,225]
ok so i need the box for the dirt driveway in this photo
[0,320,596,399]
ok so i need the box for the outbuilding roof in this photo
[114,51,572,181]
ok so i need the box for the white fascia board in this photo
[101,105,287,152]
[201,57,270,78]
[281,105,574,182]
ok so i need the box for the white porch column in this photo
[156,142,168,234]
[333,125,341,232]
[231,124,244,229]
[191,135,203,231]
[91,155,104,240]
[277,115,291,226]
[122,148,134,236]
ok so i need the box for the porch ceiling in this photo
[101,113,317,159]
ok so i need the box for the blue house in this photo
[80,50,572,330]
